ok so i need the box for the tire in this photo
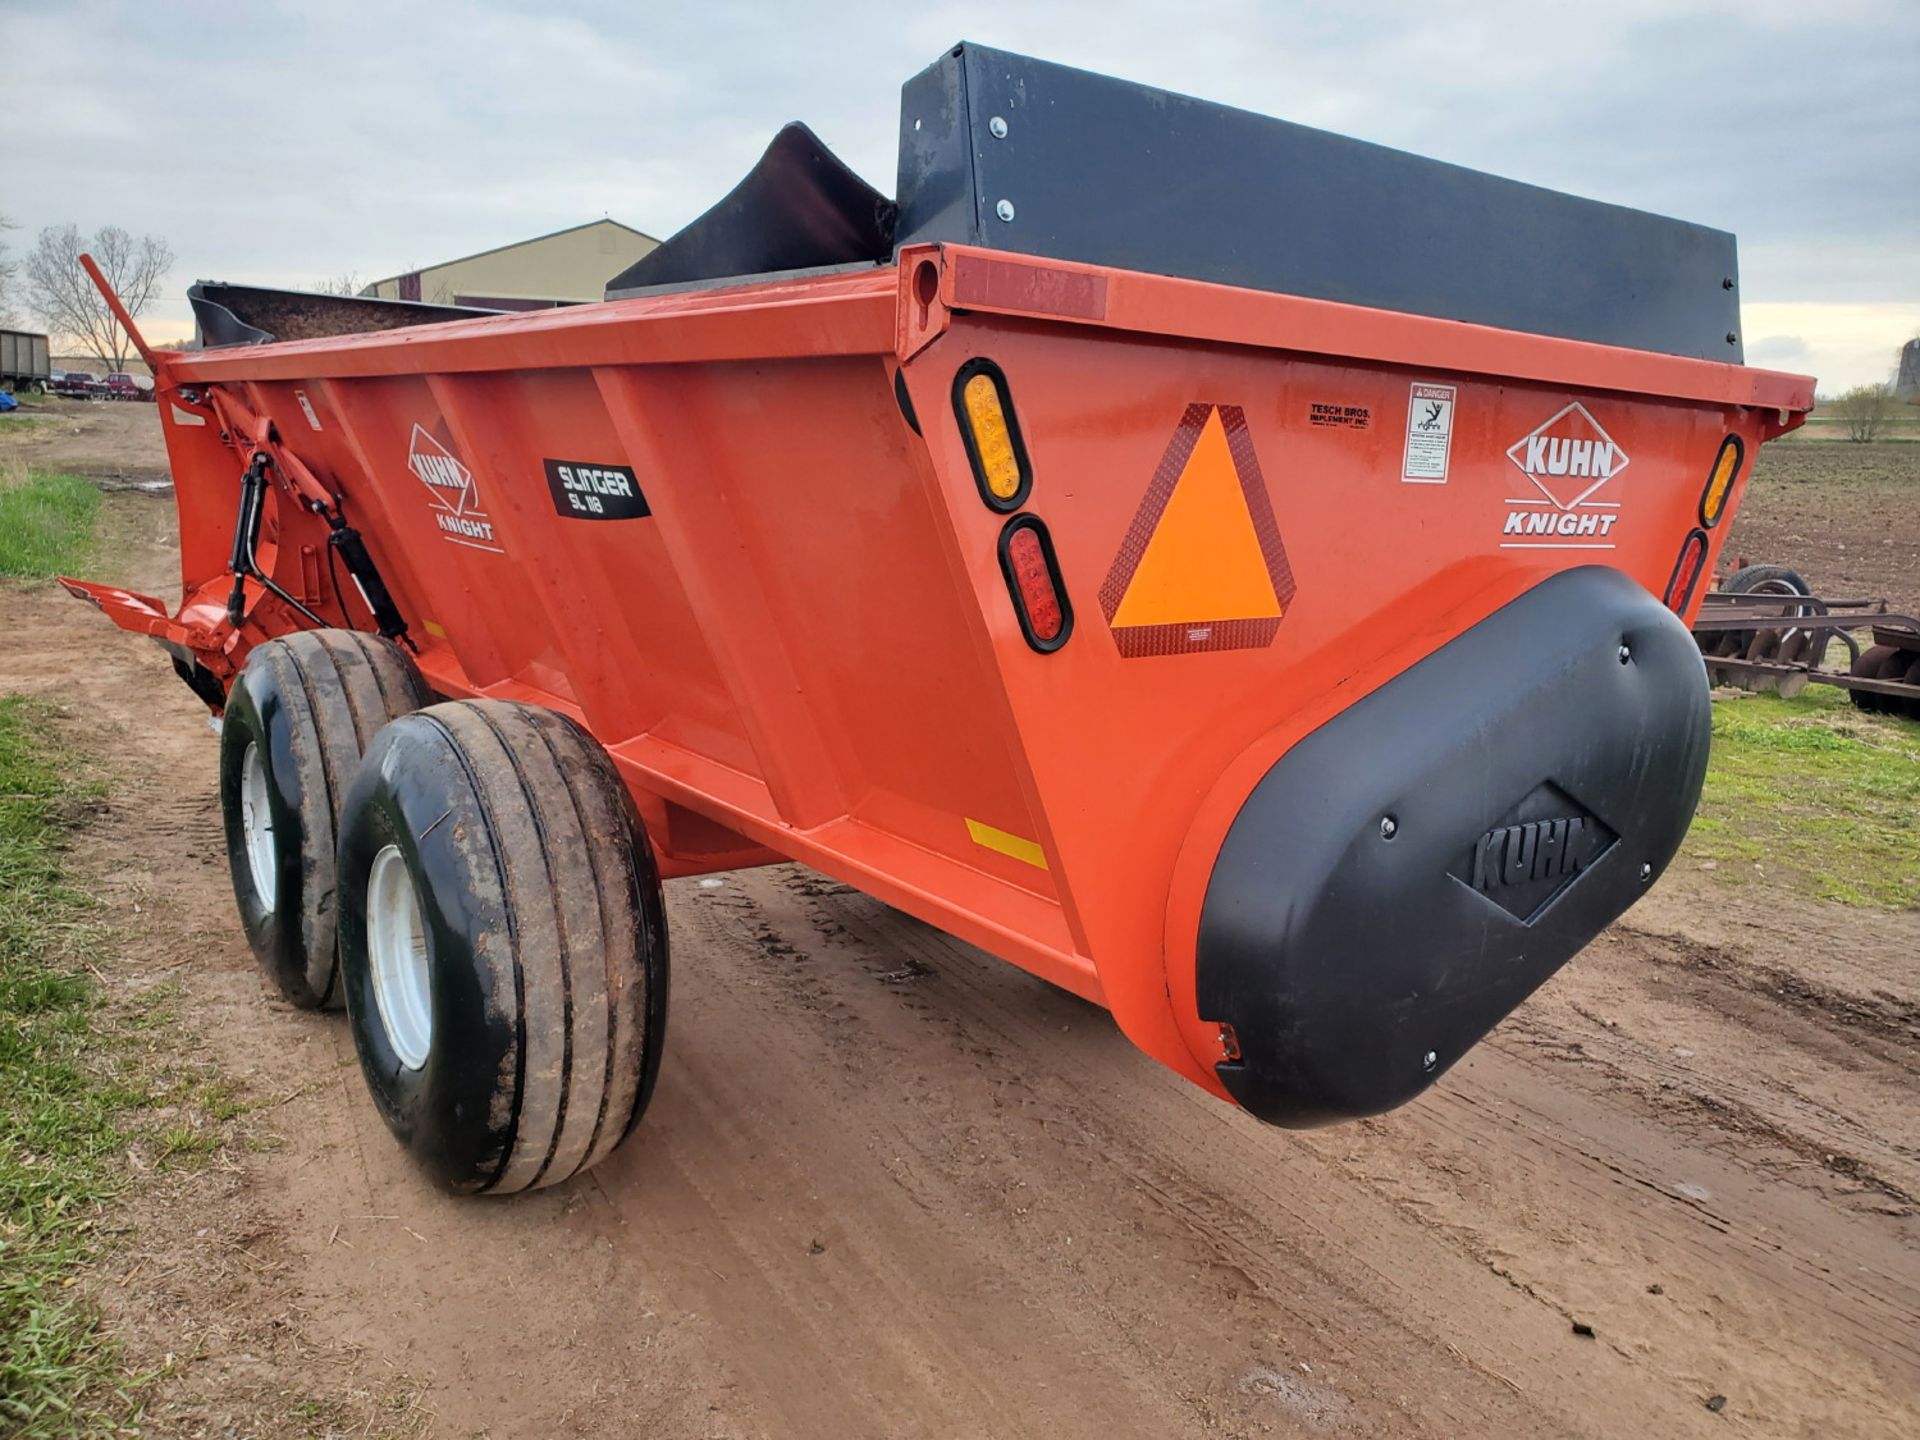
[1725,564,1810,597]
[335,700,669,1195]
[219,629,432,1009]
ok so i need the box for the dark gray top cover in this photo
[894,45,1743,361]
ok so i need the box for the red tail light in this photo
[998,516,1071,651]
[1663,527,1709,613]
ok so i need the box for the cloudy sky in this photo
[6,0,1915,388]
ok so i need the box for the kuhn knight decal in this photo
[408,423,504,554]
[1501,403,1630,549]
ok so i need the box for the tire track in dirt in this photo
[653,872,1454,1436]
[744,866,1919,1435]
[1509,942,1919,1214]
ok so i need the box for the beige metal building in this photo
[360,219,658,311]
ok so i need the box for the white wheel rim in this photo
[367,844,433,1070]
[240,742,277,910]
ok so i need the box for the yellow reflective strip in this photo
[422,618,448,638]
[965,817,1048,869]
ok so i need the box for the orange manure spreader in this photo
[68,46,1812,1194]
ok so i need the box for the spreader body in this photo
[71,45,1814,1126]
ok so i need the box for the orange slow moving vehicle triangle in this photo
[1099,403,1297,657]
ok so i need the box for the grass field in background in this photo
[0,470,100,579]
[1779,413,1920,443]
[1687,685,1920,908]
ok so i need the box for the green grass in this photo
[0,701,351,1432]
[1686,684,1920,907]
[0,697,145,1436]
[0,471,100,579]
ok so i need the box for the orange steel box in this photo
[69,47,1814,1146]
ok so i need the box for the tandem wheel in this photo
[218,629,432,1009]
[334,700,670,1195]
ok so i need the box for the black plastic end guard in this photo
[1196,566,1711,1128]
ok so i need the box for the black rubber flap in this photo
[188,282,497,348]
[605,123,896,296]
[1196,566,1711,1127]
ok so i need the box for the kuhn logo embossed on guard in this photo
[1501,403,1630,550]
[407,424,503,553]
[1449,781,1618,924]
[1472,816,1599,893]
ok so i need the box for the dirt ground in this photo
[2,409,1917,1438]
[0,395,173,487]
[1730,441,1920,617]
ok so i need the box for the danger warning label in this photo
[1098,403,1297,658]
[1402,382,1456,483]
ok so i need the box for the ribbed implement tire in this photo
[334,700,670,1195]
[219,629,432,1009]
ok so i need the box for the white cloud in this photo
[1742,303,1920,392]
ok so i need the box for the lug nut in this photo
[1639,862,1653,882]
[1380,816,1398,839]
[1422,1050,1438,1071]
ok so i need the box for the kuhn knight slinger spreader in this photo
[68,46,1812,1194]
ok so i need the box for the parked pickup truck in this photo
[49,370,101,398]
[102,371,154,401]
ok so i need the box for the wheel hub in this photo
[239,741,277,910]
[367,844,433,1070]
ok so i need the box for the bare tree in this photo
[1828,382,1898,443]
[309,273,363,297]
[24,224,175,371]
[0,212,18,327]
